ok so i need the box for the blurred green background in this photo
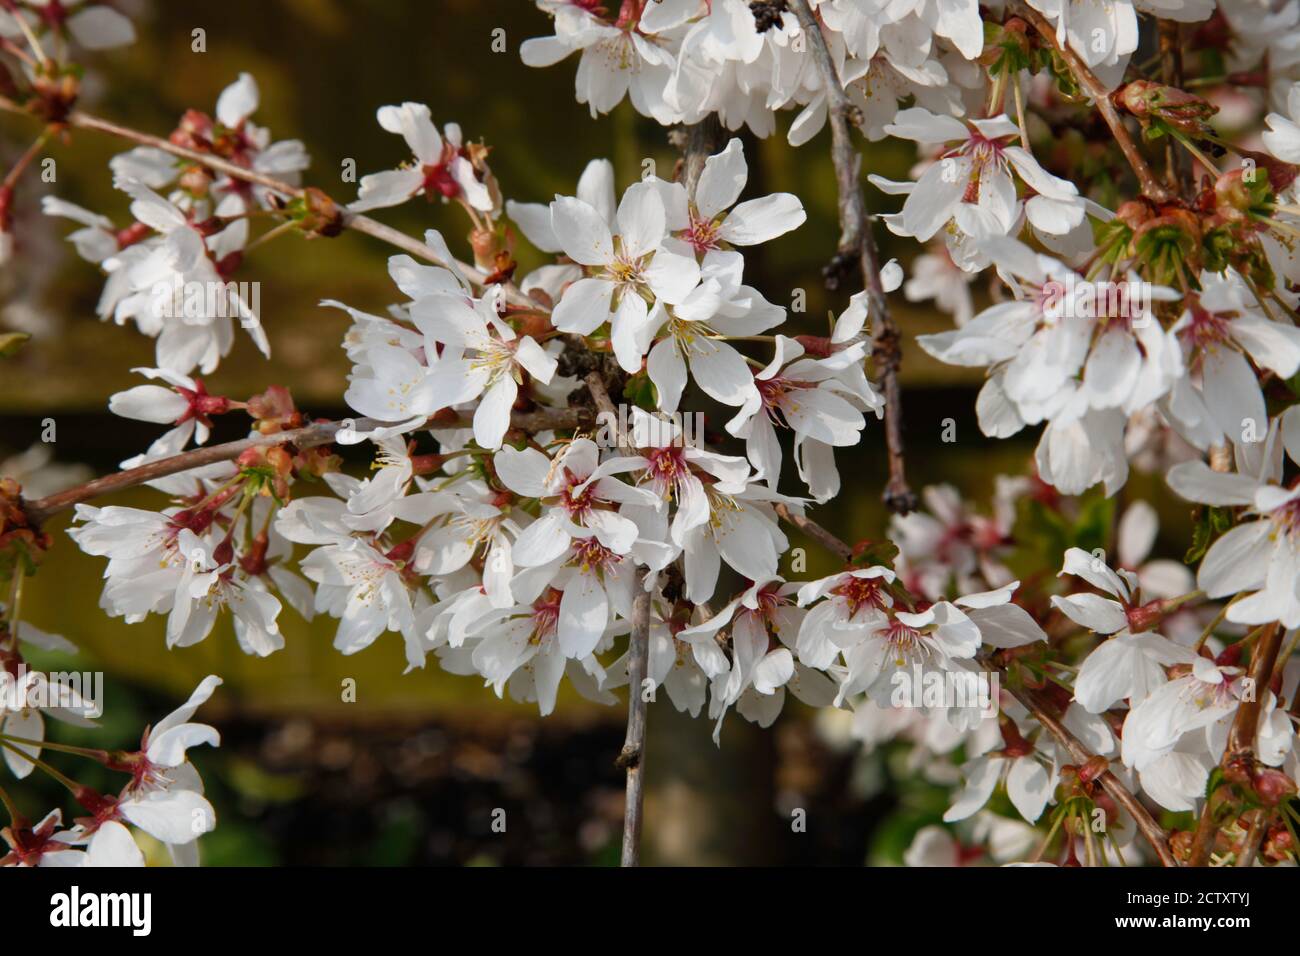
[0,0,1128,865]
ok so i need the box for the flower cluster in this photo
[3,0,1300,869]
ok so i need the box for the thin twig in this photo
[585,363,651,866]
[1007,684,1180,867]
[1236,810,1270,868]
[619,588,651,866]
[1013,2,1172,203]
[1158,20,1186,196]
[1,106,538,310]
[1187,622,1284,867]
[1,126,55,192]
[788,0,914,514]
[774,502,852,561]
[20,406,589,527]
[1226,622,1283,760]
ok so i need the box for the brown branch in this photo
[1013,2,1172,203]
[17,107,538,310]
[1226,623,1283,759]
[21,406,589,527]
[586,358,651,867]
[774,502,852,561]
[1188,622,1284,866]
[583,372,628,450]
[1158,20,1187,196]
[788,0,914,514]
[1006,684,1180,867]
[618,588,651,866]
[1236,810,1270,868]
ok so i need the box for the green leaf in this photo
[1205,766,1226,801]
[621,370,658,412]
[852,538,900,569]
[0,332,30,358]
[1185,505,1232,564]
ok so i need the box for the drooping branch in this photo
[1012,2,1172,204]
[583,369,652,866]
[1006,684,1179,867]
[1187,621,1284,867]
[20,406,590,527]
[773,502,852,561]
[0,102,538,310]
[787,0,914,515]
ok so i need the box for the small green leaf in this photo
[1205,766,1225,800]
[1186,505,1232,564]
[0,332,30,358]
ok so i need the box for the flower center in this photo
[831,575,889,618]
[561,470,597,519]
[884,618,928,666]
[530,588,562,643]
[685,211,721,254]
[569,537,618,574]
[645,445,689,495]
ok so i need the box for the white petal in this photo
[695,138,747,221]
[1050,593,1128,633]
[1166,460,1260,506]
[550,196,614,266]
[552,276,614,335]
[215,73,259,128]
[558,572,608,658]
[1006,758,1052,823]
[717,193,806,246]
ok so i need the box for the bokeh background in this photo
[0,0,1178,865]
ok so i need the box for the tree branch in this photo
[20,406,589,527]
[773,502,852,561]
[618,588,651,866]
[787,0,914,514]
[585,362,652,866]
[2,106,539,310]
[1012,2,1172,203]
[1006,684,1179,867]
[1187,622,1284,866]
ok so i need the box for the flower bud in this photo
[1251,766,1297,807]
[1078,755,1110,784]
[291,188,344,239]
[179,163,214,198]
[247,384,302,434]
[1114,80,1219,137]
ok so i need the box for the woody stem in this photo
[1013,2,1172,203]
[788,0,915,515]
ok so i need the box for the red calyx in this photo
[385,539,417,566]
[1124,598,1164,633]
[792,334,834,358]
[239,532,270,577]
[998,718,1034,758]
[175,378,232,428]
[422,162,461,200]
[1214,641,1243,669]
[115,221,151,249]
